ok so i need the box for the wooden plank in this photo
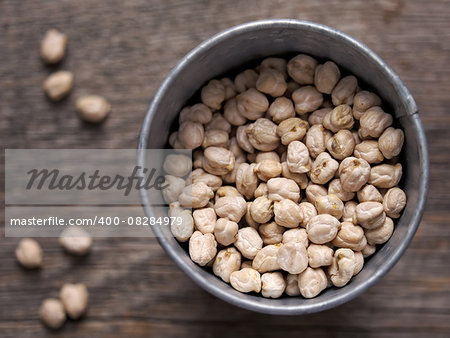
[1,0,449,336]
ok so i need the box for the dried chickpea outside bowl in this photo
[138,20,429,315]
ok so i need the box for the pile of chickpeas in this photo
[162,54,406,299]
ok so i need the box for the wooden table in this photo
[1,0,449,336]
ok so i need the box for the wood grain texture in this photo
[1,0,450,337]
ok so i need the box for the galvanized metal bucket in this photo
[138,20,429,315]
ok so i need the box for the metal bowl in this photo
[138,19,429,315]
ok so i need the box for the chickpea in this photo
[256,68,287,97]
[252,152,276,164]
[332,222,367,251]
[328,178,355,202]
[307,214,341,244]
[277,242,308,274]
[342,201,357,223]
[201,79,225,110]
[216,185,242,199]
[286,141,310,174]
[214,218,239,246]
[326,129,355,160]
[284,80,300,97]
[282,228,309,247]
[353,251,364,275]
[15,238,43,269]
[223,167,240,186]
[383,187,407,218]
[281,162,308,188]
[254,182,269,198]
[236,163,258,199]
[177,121,204,149]
[328,248,355,287]
[298,267,328,298]
[307,244,334,268]
[352,91,381,119]
[235,227,264,259]
[179,182,214,208]
[314,61,341,94]
[359,106,393,138]
[369,163,402,188]
[354,140,384,164]
[299,202,318,227]
[252,244,281,273]
[244,202,259,229]
[229,137,247,161]
[40,29,67,64]
[267,178,300,202]
[220,77,237,99]
[60,283,89,319]
[193,208,216,234]
[305,124,332,158]
[202,146,235,176]
[285,274,301,296]
[305,183,327,204]
[352,130,362,145]
[308,107,332,125]
[169,131,182,149]
[260,272,286,298]
[236,88,269,120]
[287,54,318,85]
[234,69,258,93]
[365,217,394,245]
[331,75,358,106]
[43,71,74,101]
[246,118,280,151]
[323,104,354,132]
[214,196,246,223]
[179,103,213,124]
[378,127,404,159]
[169,203,194,242]
[39,298,66,329]
[59,226,93,256]
[224,98,246,126]
[338,157,371,192]
[362,243,376,258]
[191,169,222,192]
[250,196,274,223]
[292,86,323,114]
[230,268,261,293]
[76,95,111,123]
[274,199,303,228]
[213,247,241,283]
[236,125,255,153]
[163,154,192,177]
[259,221,284,245]
[254,160,282,181]
[357,184,383,203]
[189,231,217,266]
[315,194,344,219]
[354,201,386,229]
[269,97,295,123]
[260,57,288,78]
[202,129,229,148]
[276,118,309,145]
[206,113,232,133]
[310,152,339,184]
